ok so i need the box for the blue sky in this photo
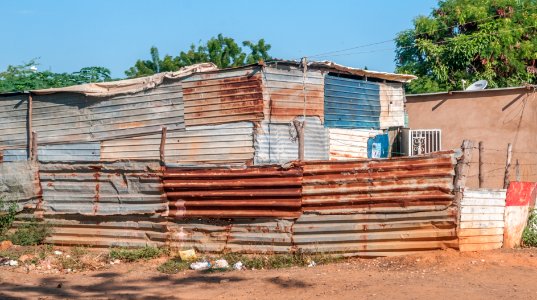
[1,0,437,78]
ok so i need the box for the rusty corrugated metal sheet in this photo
[0,94,29,151]
[44,215,167,248]
[294,210,458,256]
[31,80,184,144]
[167,218,293,253]
[301,151,456,213]
[379,82,405,129]
[254,116,329,165]
[328,128,382,160]
[39,161,166,215]
[182,67,264,127]
[459,189,506,251]
[163,165,302,218]
[262,66,324,122]
[0,161,40,211]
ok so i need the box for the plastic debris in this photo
[179,249,197,261]
[54,251,63,256]
[190,261,211,271]
[8,260,18,267]
[213,259,229,269]
[307,261,316,267]
[233,261,244,270]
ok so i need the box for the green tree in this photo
[125,35,272,78]
[395,0,537,94]
[0,60,112,93]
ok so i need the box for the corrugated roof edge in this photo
[406,85,537,98]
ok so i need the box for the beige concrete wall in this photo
[406,88,537,189]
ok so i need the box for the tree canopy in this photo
[0,60,112,93]
[395,0,537,94]
[125,34,272,78]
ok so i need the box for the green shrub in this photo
[109,246,166,262]
[157,258,190,274]
[9,219,52,246]
[522,211,537,247]
[0,196,17,238]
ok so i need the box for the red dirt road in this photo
[1,248,536,300]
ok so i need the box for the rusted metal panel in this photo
[163,165,302,218]
[254,116,329,165]
[39,161,166,215]
[328,128,382,160]
[301,151,457,213]
[0,161,40,211]
[167,218,293,253]
[44,215,167,248]
[31,80,184,144]
[0,94,29,150]
[262,66,324,122]
[379,82,405,129]
[294,210,458,256]
[38,143,100,161]
[182,67,264,127]
[459,189,506,251]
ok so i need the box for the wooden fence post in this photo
[478,141,484,188]
[515,159,520,182]
[160,127,167,166]
[454,140,474,227]
[503,143,512,189]
[31,131,37,161]
[293,120,305,161]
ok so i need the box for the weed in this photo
[522,211,537,247]
[157,258,190,274]
[8,219,52,246]
[109,246,167,262]
[221,251,344,270]
[0,196,17,238]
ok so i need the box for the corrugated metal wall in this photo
[0,94,29,152]
[324,75,381,129]
[39,161,166,215]
[262,66,324,122]
[379,82,405,129]
[254,117,329,165]
[301,152,456,213]
[163,166,302,218]
[328,128,382,160]
[38,143,100,161]
[182,67,264,127]
[459,189,506,251]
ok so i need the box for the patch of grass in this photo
[109,246,167,262]
[221,252,344,269]
[8,219,52,246]
[0,196,17,238]
[522,211,537,247]
[157,258,190,274]
[57,247,89,270]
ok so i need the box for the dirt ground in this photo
[1,248,537,300]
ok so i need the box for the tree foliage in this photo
[0,60,112,93]
[395,0,537,94]
[125,34,272,78]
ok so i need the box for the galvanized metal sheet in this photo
[182,67,264,127]
[39,161,166,215]
[379,82,405,129]
[301,151,457,213]
[164,165,302,218]
[37,143,100,161]
[44,215,167,248]
[0,94,29,150]
[262,66,324,122]
[324,75,381,129]
[0,161,40,211]
[2,149,28,162]
[328,128,382,160]
[294,210,458,256]
[459,188,506,251]
[254,116,329,165]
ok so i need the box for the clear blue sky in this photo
[1,0,437,78]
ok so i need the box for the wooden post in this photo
[478,141,484,188]
[293,120,305,161]
[515,158,520,181]
[159,127,167,165]
[31,131,37,161]
[503,143,512,189]
[28,93,33,160]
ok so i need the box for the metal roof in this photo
[406,85,537,98]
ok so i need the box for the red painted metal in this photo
[505,182,537,206]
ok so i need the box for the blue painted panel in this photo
[367,134,389,158]
[324,75,381,129]
[3,149,28,162]
[38,143,100,162]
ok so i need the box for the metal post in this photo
[160,127,167,165]
[478,141,484,188]
[503,143,512,189]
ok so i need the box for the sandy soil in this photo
[1,248,536,300]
